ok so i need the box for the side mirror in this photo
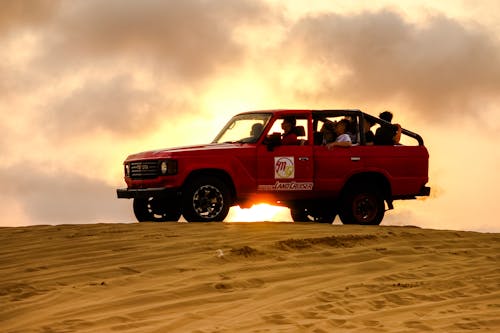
[264,132,281,152]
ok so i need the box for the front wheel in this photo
[133,197,181,222]
[182,176,231,222]
[339,183,385,225]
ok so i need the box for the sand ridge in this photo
[1,222,499,332]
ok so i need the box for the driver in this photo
[281,117,299,145]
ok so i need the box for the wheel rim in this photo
[192,185,224,219]
[352,193,378,223]
[147,197,163,219]
[137,197,180,221]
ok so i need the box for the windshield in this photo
[212,113,272,144]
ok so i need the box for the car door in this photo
[313,144,364,196]
[312,112,366,197]
[256,116,314,199]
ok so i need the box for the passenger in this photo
[364,118,376,145]
[281,116,299,145]
[379,110,393,123]
[326,119,352,148]
[250,123,264,139]
[239,122,264,143]
[321,120,336,144]
[345,116,358,143]
[374,111,402,145]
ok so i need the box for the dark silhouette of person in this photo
[281,117,299,145]
[374,111,401,145]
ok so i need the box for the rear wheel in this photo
[339,183,385,225]
[182,176,231,222]
[133,197,181,222]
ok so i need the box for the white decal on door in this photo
[258,181,314,191]
[275,156,294,179]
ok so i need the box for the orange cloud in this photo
[1,2,500,231]
[277,10,500,120]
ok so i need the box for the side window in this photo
[314,115,359,145]
[295,118,308,142]
[266,116,309,145]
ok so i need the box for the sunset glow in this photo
[1,1,500,231]
[228,204,290,223]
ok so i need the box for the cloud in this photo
[13,0,276,141]
[0,0,61,34]
[280,9,500,120]
[37,0,271,79]
[1,3,500,231]
[0,163,131,225]
[41,75,170,139]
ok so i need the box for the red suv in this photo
[117,109,430,225]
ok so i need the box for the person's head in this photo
[250,123,264,137]
[335,119,350,135]
[321,121,336,143]
[379,111,393,122]
[281,117,296,134]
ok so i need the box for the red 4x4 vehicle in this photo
[117,109,430,225]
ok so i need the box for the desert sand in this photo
[1,222,499,333]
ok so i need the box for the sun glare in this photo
[202,72,274,113]
[227,204,291,222]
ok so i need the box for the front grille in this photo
[130,160,159,179]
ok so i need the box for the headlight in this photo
[124,164,130,177]
[159,160,178,175]
[160,161,168,174]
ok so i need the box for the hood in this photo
[125,142,248,161]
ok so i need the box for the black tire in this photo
[290,207,336,223]
[182,176,231,222]
[133,197,181,222]
[339,183,385,225]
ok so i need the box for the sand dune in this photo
[1,222,499,332]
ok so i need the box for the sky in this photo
[1,0,500,232]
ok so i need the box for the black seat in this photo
[294,126,305,136]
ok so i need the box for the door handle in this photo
[298,157,309,161]
[351,157,361,161]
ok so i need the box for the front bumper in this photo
[116,187,181,199]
